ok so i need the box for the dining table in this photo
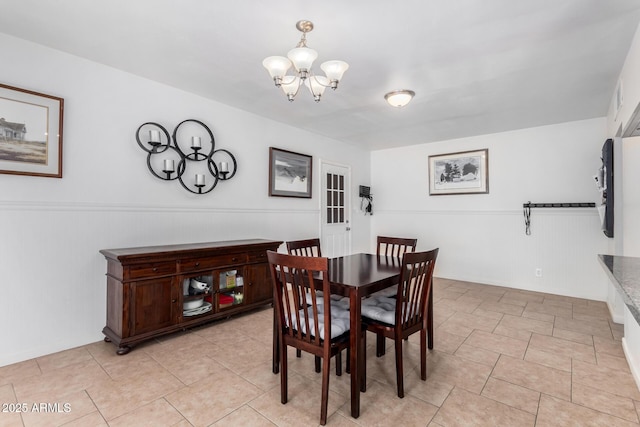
[271,252,435,418]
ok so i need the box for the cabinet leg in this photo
[116,346,131,355]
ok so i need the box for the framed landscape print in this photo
[428,149,488,195]
[269,147,312,198]
[0,83,64,178]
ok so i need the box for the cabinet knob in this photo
[153,267,158,272]
[232,257,238,262]
[195,262,200,267]
[171,299,177,303]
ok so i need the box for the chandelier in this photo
[263,20,349,102]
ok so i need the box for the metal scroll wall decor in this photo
[135,119,237,194]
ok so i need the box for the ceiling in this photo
[2,0,640,150]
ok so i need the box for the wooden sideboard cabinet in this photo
[99,239,282,354]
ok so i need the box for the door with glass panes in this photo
[320,161,351,258]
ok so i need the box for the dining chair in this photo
[361,248,439,398]
[377,236,417,257]
[287,238,322,361]
[286,238,322,257]
[372,236,418,355]
[267,251,353,425]
[285,238,350,374]
[374,236,417,299]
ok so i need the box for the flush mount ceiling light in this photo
[384,90,415,107]
[262,20,349,102]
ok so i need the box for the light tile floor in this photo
[1,278,638,426]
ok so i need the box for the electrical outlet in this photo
[535,268,543,278]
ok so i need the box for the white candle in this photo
[192,136,201,148]
[220,161,229,172]
[164,159,174,172]
[149,130,160,143]
[195,174,205,186]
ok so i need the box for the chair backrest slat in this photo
[287,238,322,257]
[281,267,295,334]
[377,236,417,258]
[396,249,439,329]
[268,251,332,348]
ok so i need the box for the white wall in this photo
[371,118,610,300]
[0,34,371,367]
[622,137,640,256]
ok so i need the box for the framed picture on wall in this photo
[269,147,312,198]
[428,149,489,195]
[0,83,64,178]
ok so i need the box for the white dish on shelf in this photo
[183,298,204,310]
[183,301,212,316]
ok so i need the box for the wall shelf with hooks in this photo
[523,201,596,235]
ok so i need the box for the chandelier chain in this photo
[296,32,308,48]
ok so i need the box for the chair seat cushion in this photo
[305,294,350,313]
[361,296,397,325]
[329,297,350,311]
[371,284,398,298]
[288,307,350,339]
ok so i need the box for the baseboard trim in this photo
[622,337,640,392]
[607,300,625,324]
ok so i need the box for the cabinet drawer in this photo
[247,251,268,263]
[180,253,248,272]
[128,262,176,279]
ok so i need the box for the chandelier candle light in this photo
[135,119,237,195]
[263,20,349,102]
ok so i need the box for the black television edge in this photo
[602,138,614,238]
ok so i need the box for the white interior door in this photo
[320,161,351,258]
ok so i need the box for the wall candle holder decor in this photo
[135,119,237,194]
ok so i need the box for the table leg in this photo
[349,291,361,418]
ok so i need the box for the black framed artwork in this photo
[269,147,312,198]
[428,149,488,195]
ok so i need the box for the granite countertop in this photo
[598,254,640,324]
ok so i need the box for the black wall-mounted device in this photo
[359,185,372,215]
[602,138,614,238]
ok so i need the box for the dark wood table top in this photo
[327,253,402,297]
